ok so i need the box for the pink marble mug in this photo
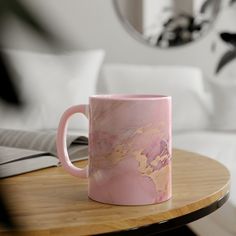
[56,94,172,205]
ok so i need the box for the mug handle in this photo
[56,105,89,178]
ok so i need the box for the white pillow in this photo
[209,78,236,130]
[99,64,211,131]
[1,49,105,131]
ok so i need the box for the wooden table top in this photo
[0,149,230,236]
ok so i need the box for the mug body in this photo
[88,95,172,205]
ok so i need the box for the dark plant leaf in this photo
[229,0,236,6]
[0,0,66,108]
[200,0,221,16]
[0,53,22,106]
[200,0,213,13]
[215,50,236,74]
[220,32,236,47]
[0,185,18,230]
[5,0,60,48]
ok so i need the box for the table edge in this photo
[0,149,231,235]
[98,191,230,235]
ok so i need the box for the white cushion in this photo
[208,78,236,130]
[1,49,105,131]
[99,64,211,131]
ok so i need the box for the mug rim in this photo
[90,94,171,101]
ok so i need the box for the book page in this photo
[0,155,58,178]
[0,129,89,177]
[0,146,49,165]
[0,128,88,157]
[68,144,89,161]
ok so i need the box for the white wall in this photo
[1,0,236,77]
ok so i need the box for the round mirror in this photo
[114,0,221,48]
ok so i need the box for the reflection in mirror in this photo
[114,0,221,48]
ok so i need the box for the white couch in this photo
[2,50,235,235]
[174,131,236,236]
[98,64,236,236]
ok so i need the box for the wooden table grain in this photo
[0,149,230,235]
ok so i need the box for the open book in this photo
[0,129,88,178]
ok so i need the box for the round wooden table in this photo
[0,149,230,235]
